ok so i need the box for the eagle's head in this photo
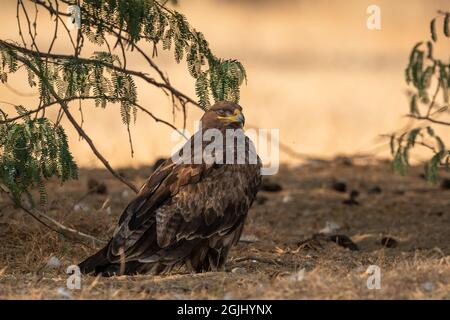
[201,101,245,130]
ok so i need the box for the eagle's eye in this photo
[216,109,232,117]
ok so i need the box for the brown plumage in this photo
[79,101,262,276]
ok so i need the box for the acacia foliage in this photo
[391,11,450,182]
[0,0,247,205]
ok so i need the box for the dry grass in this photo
[0,159,449,299]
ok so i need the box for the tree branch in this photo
[1,40,201,109]
[408,114,450,126]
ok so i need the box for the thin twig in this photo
[232,256,280,265]
[16,0,28,47]
[47,0,59,55]
[408,115,450,126]
[133,102,188,140]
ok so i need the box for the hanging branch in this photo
[0,0,248,209]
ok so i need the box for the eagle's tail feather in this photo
[79,247,160,276]
[78,246,110,274]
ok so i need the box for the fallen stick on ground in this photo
[0,187,106,248]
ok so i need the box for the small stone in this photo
[350,190,359,198]
[287,268,305,282]
[73,203,89,212]
[343,190,360,205]
[121,190,130,198]
[368,186,382,194]
[56,287,73,300]
[332,181,347,193]
[381,236,398,248]
[223,293,235,300]
[319,221,341,234]
[327,234,359,251]
[239,234,259,243]
[105,206,112,215]
[231,267,246,274]
[422,281,434,292]
[46,256,61,268]
[282,194,293,203]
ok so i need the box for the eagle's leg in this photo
[185,246,229,273]
[203,247,228,272]
[94,261,156,277]
[182,242,223,273]
[184,244,208,273]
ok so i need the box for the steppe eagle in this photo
[79,101,262,276]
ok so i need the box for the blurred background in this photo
[1,0,449,168]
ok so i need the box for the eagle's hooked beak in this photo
[218,109,245,126]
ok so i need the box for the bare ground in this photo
[0,158,449,299]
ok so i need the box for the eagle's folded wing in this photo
[106,160,258,263]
